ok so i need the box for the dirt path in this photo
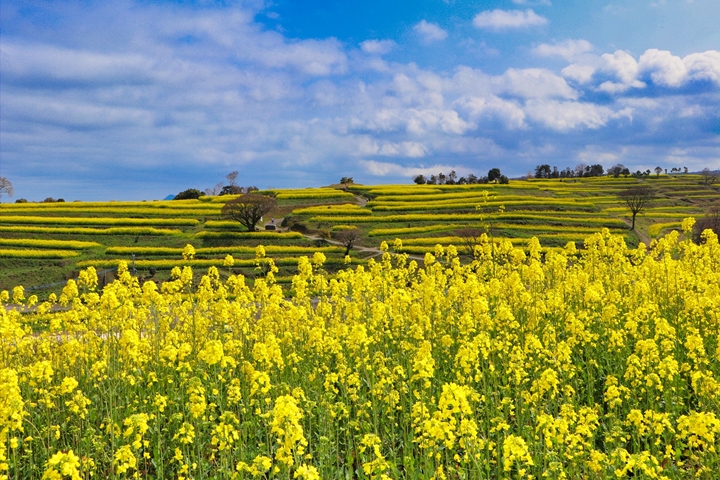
[302,233,426,262]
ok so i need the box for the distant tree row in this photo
[533,163,699,179]
[174,171,258,200]
[534,163,605,179]
[413,168,508,185]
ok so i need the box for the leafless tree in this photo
[0,177,13,199]
[618,186,655,230]
[693,205,720,243]
[221,194,277,232]
[701,168,719,186]
[456,227,484,258]
[226,171,239,186]
[204,182,224,196]
[334,228,362,256]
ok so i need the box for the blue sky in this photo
[1,0,719,201]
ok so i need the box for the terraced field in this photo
[0,175,717,295]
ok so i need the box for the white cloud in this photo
[683,50,720,84]
[496,68,578,99]
[454,95,527,129]
[532,39,593,61]
[512,0,552,5]
[360,160,465,177]
[360,39,396,55]
[524,100,616,131]
[562,64,596,84]
[472,9,548,30]
[638,49,687,87]
[413,20,448,43]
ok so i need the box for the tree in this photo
[0,177,14,200]
[535,164,551,179]
[586,164,604,177]
[340,177,354,189]
[618,186,654,230]
[220,185,244,196]
[488,168,502,183]
[221,194,277,231]
[334,228,362,256]
[226,171,239,186]
[174,188,204,200]
[608,164,626,178]
[654,166,663,177]
[413,175,427,185]
[205,182,224,196]
[701,168,719,186]
[456,227,484,258]
[693,206,720,243]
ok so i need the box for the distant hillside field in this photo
[1,175,717,296]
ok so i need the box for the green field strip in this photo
[0,216,199,226]
[0,238,101,249]
[0,248,81,259]
[106,245,345,256]
[370,200,598,212]
[0,226,183,235]
[291,205,372,215]
[310,213,627,227]
[194,231,304,239]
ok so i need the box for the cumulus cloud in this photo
[495,68,578,99]
[360,39,396,55]
[561,64,596,84]
[684,51,720,84]
[413,20,448,43]
[454,95,527,129]
[472,9,548,30]
[524,100,622,131]
[360,160,466,177]
[532,39,593,61]
[638,49,687,87]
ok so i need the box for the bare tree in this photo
[618,186,655,230]
[334,228,362,256]
[693,205,720,243]
[456,227,484,258]
[204,182,224,196]
[221,194,277,231]
[226,171,239,186]
[0,177,13,200]
[701,168,719,186]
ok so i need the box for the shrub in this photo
[173,189,205,200]
[694,206,720,243]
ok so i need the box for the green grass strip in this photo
[195,231,303,239]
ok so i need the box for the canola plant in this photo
[1,219,719,479]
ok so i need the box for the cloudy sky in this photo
[1,0,719,201]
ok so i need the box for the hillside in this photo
[1,174,717,296]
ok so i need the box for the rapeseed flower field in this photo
[1,221,719,479]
